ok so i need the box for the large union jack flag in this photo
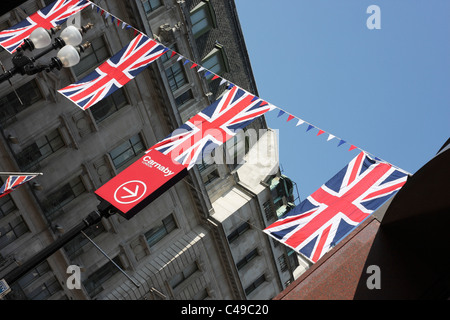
[0,0,90,53]
[58,33,167,110]
[0,174,38,198]
[264,152,408,263]
[148,85,274,170]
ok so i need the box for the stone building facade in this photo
[0,0,308,300]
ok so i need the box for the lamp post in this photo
[0,23,93,84]
[0,23,110,297]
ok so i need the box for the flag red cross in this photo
[26,12,55,29]
[283,158,393,262]
[1,0,84,50]
[188,91,252,141]
[96,61,131,86]
[154,87,256,165]
[66,38,157,105]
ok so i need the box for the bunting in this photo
[273,107,360,152]
[58,33,167,110]
[264,105,407,170]
[264,152,408,263]
[0,174,39,198]
[88,1,141,36]
[148,85,274,170]
[0,1,410,197]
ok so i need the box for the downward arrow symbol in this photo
[121,186,139,199]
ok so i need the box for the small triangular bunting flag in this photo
[287,115,295,122]
[306,124,315,132]
[277,110,285,118]
[338,140,346,147]
[317,130,325,136]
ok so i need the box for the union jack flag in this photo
[0,174,38,198]
[58,33,167,110]
[148,85,274,170]
[264,152,408,263]
[0,0,90,53]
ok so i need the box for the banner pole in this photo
[0,172,43,176]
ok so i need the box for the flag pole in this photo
[0,172,43,176]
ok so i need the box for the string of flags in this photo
[90,2,136,35]
[84,1,409,175]
[0,0,413,265]
[275,108,357,152]
[0,0,411,196]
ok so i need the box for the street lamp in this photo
[0,23,93,83]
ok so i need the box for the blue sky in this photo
[235,0,450,201]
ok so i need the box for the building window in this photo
[169,261,198,289]
[161,43,177,63]
[287,248,300,270]
[225,129,248,169]
[202,46,229,80]
[143,0,163,14]
[227,222,250,243]
[245,274,266,296]
[190,0,217,38]
[165,61,188,92]
[175,89,193,108]
[202,169,220,186]
[27,276,62,300]
[197,158,219,186]
[0,80,42,124]
[15,128,65,170]
[71,36,110,77]
[0,193,17,219]
[11,261,63,300]
[145,214,177,248]
[263,200,275,222]
[109,134,145,170]
[197,159,214,173]
[278,254,288,272]
[83,256,124,297]
[236,248,258,270]
[90,88,128,123]
[42,176,86,221]
[0,216,29,249]
[64,222,105,260]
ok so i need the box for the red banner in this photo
[95,149,187,219]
